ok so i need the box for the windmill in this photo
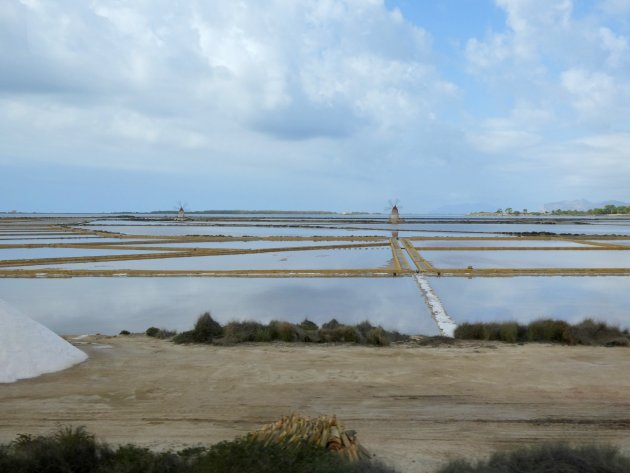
[386,199,402,224]
[175,201,189,221]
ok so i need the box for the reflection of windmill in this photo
[175,201,188,221]
[386,199,402,224]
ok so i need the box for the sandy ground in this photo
[1,337,630,472]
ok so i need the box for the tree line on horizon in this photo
[493,204,630,215]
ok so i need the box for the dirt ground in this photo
[1,336,630,472]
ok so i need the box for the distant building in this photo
[177,206,185,221]
[390,205,399,224]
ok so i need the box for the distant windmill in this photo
[386,199,402,224]
[175,201,189,221]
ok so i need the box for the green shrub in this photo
[437,443,630,473]
[0,426,109,473]
[269,320,299,342]
[454,323,486,340]
[299,318,319,331]
[455,319,629,346]
[497,322,520,343]
[319,325,362,343]
[173,312,222,344]
[322,318,341,330]
[355,321,375,338]
[223,321,271,343]
[146,327,176,339]
[0,427,398,473]
[565,318,629,346]
[366,327,391,346]
[167,313,409,347]
[527,319,570,343]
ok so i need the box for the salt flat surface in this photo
[413,274,456,337]
[0,300,87,383]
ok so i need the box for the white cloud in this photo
[601,0,630,14]
[467,119,541,154]
[1,0,454,148]
[561,68,630,123]
[599,27,629,68]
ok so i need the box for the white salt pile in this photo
[0,300,88,383]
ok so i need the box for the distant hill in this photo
[543,199,630,212]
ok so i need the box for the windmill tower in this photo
[175,201,188,221]
[387,199,401,224]
[390,205,400,224]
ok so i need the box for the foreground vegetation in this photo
[146,313,630,348]
[454,318,629,346]
[0,426,393,473]
[3,427,630,473]
[147,313,409,347]
[437,443,630,473]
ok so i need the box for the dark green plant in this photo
[366,327,391,346]
[223,321,271,343]
[322,318,341,330]
[0,427,399,473]
[527,319,570,343]
[146,327,176,339]
[299,318,319,331]
[437,443,630,473]
[173,312,222,344]
[269,320,299,342]
[455,319,629,346]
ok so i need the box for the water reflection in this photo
[429,276,630,328]
[0,278,439,336]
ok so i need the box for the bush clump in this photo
[454,318,629,346]
[173,312,223,344]
[164,314,409,347]
[145,327,176,339]
[437,443,630,473]
[0,426,398,473]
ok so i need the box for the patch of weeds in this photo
[527,319,569,343]
[298,318,319,331]
[455,318,629,346]
[145,327,176,339]
[437,443,630,473]
[173,312,222,344]
[0,427,399,473]
[268,320,300,342]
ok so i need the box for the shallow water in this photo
[0,248,162,261]
[81,224,400,237]
[429,276,630,328]
[11,247,394,271]
[422,250,630,269]
[0,278,440,336]
[135,240,387,249]
[2,215,629,335]
[413,239,590,248]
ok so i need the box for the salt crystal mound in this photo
[0,300,88,383]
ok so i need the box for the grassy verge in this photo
[147,313,409,347]
[454,318,629,346]
[437,443,630,473]
[0,426,396,473]
[4,428,630,473]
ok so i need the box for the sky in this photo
[1,0,629,213]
